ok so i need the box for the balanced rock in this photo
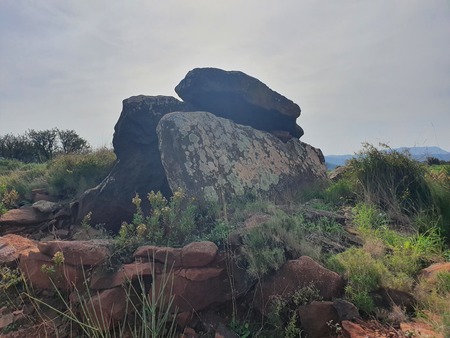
[76,95,190,231]
[175,67,303,140]
[157,112,326,203]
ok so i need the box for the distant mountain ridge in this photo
[325,146,450,170]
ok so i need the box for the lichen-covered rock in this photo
[76,95,190,231]
[175,67,303,140]
[157,111,326,203]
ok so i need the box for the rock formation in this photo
[76,95,190,231]
[157,111,326,203]
[76,68,326,230]
[175,67,303,140]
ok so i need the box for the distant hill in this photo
[325,146,450,170]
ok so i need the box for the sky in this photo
[1,1,449,155]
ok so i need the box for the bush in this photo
[327,248,389,313]
[47,148,116,198]
[0,162,48,200]
[352,203,388,230]
[323,178,356,205]
[347,144,433,223]
[426,168,450,240]
[114,189,199,261]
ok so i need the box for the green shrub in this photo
[47,148,116,198]
[0,162,48,200]
[435,271,450,295]
[267,283,321,336]
[323,178,356,205]
[115,189,199,261]
[426,174,450,240]
[347,144,433,222]
[353,203,388,230]
[241,226,286,278]
[327,247,389,313]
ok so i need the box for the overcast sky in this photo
[1,1,449,155]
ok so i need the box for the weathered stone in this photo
[31,200,60,214]
[31,188,56,203]
[37,240,112,266]
[215,322,239,338]
[175,67,303,139]
[182,327,199,338]
[176,311,194,329]
[0,234,38,266]
[19,251,83,290]
[341,320,368,338]
[255,256,344,314]
[333,299,360,321]
[298,301,340,338]
[152,267,228,313]
[157,112,326,204]
[181,241,218,267]
[400,321,444,338]
[0,206,49,226]
[134,245,182,267]
[419,262,450,282]
[90,261,155,290]
[76,95,190,232]
[85,287,128,330]
[372,287,417,314]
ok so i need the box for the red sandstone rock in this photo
[85,287,128,330]
[420,262,450,282]
[38,240,112,266]
[298,301,340,338]
[255,256,344,314]
[181,241,218,267]
[341,320,368,338]
[134,245,182,267]
[0,206,49,226]
[0,234,38,266]
[19,251,83,290]
[152,267,228,313]
[90,261,157,290]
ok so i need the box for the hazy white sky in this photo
[1,1,449,155]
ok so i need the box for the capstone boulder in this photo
[175,67,303,139]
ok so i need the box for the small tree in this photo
[27,128,59,162]
[0,134,36,162]
[58,129,90,154]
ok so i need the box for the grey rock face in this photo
[76,96,190,231]
[175,68,304,140]
[157,111,326,204]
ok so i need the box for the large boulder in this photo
[76,95,190,231]
[157,112,326,203]
[175,67,303,140]
[74,69,326,232]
